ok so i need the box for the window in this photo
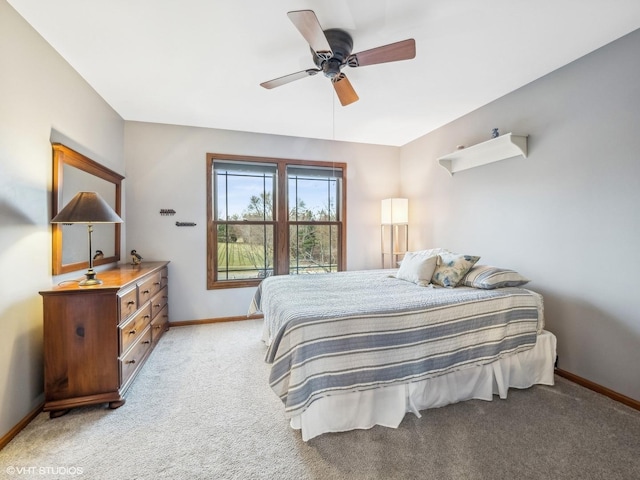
[207,154,346,289]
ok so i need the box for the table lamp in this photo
[51,191,123,285]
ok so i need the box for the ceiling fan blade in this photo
[260,69,320,89]
[347,38,416,67]
[332,73,359,106]
[287,10,333,60]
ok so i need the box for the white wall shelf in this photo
[437,133,528,175]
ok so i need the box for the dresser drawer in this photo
[137,272,162,305]
[118,287,138,323]
[150,287,168,319]
[151,304,169,344]
[120,325,152,387]
[119,303,152,355]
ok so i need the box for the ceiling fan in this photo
[260,10,416,106]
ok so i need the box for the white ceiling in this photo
[8,0,640,146]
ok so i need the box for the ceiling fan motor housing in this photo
[312,28,353,78]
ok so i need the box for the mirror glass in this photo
[52,144,124,275]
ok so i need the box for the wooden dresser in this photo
[40,261,169,417]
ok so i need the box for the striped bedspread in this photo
[250,269,544,418]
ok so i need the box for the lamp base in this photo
[79,269,103,286]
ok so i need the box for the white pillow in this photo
[396,252,438,286]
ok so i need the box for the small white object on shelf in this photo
[437,133,528,175]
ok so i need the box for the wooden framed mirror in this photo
[52,143,124,275]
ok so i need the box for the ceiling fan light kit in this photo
[260,10,416,106]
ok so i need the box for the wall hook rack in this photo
[160,209,176,216]
[175,221,196,227]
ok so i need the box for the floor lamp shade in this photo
[381,198,408,225]
[381,198,408,268]
[51,192,123,285]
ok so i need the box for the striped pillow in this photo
[462,265,530,289]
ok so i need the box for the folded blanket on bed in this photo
[251,269,544,418]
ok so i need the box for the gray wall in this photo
[123,122,401,322]
[0,0,124,439]
[401,29,640,401]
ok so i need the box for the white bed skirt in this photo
[290,330,557,441]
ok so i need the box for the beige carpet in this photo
[1,320,639,480]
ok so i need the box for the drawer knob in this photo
[154,303,161,308]
[142,289,150,294]
[129,329,136,335]
[144,315,150,319]
[143,340,151,344]
[127,301,135,306]
[153,281,161,286]
[126,359,136,365]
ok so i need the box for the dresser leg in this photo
[109,400,126,409]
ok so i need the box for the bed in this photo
[250,263,556,441]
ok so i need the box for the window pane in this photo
[214,163,276,221]
[208,154,346,289]
[217,224,274,280]
[288,174,339,221]
[289,224,338,274]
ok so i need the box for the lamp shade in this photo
[381,198,408,225]
[51,191,122,224]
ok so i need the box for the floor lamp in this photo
[51,191,123,285]
[381,198,408,268]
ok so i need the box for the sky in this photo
[217,173,337,220]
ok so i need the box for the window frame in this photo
[206,153,347,289]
